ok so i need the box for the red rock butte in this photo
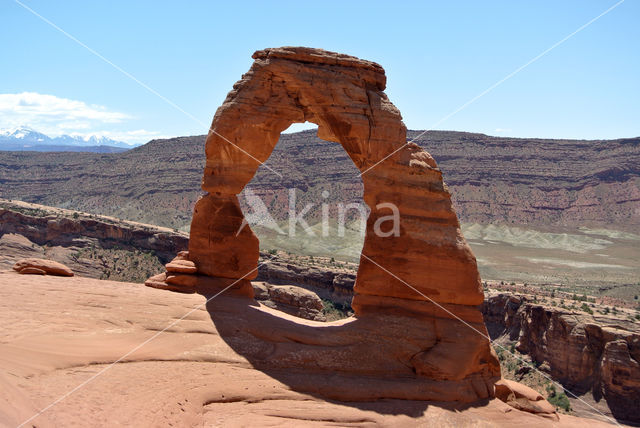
[146,46,501,402]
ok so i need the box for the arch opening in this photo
[239,122,368,264]
[238,122,368,321]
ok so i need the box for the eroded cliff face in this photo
[0,199,187,281]
[484,293,640,423]
[0,200,187,261]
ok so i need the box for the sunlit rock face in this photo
[146,46,500,402]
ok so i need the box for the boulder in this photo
[13,258,74,277]
[165,259,197,274]
[252,282,326,321]
[17,267,46,275]
[165,273,198,287]
[144,273,192,293]
[495,379,558,420]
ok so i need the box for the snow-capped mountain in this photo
[0,127,50,142]
[50,133,132,148]
[0,127,134,152]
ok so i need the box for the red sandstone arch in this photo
[189,47,483,309]
[146,47,500,401]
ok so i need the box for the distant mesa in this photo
[146,46,511,404]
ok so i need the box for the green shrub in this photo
[580,303,593,315]
[546,384,570,410]
[322,299,351,321]
[547,389,571,411]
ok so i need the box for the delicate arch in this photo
[146,47,500,403]
[188,47,483,309]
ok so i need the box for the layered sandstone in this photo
[1,130,639,233]
[0,199,188,267]
[484,292,640,423]
[256,252,356,305]
[146,47,499,402]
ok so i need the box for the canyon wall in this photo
[484,293,640,423]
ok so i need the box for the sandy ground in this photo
[0,271,619,427]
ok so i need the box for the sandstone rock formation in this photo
[484,292,640,423]
[1,274,613,427]
[146,47,499,402]
[0,201,188,263]
[494,379,558,420]
[252,282,326,321]
[0,199,188,281]
[13,258,74,276]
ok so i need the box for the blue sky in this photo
[1,0,638,144]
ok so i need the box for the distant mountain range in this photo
[0,127,134,153]
[0,129,638,231]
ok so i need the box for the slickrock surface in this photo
[0,272,615,427]
[147,47,500,401]
[484,293,640,423]
[13,258,74,276]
